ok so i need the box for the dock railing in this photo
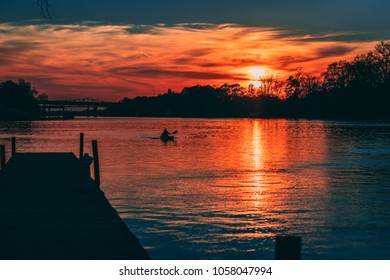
[1,133,102,188]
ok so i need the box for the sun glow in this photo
[249,81,262,88]
[248,67,266,79]
[247,67,266,88]
[0,22,377,99]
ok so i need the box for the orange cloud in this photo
[0,23,377,100]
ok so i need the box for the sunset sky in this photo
[1,0,389,100]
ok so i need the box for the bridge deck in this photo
[38,99,114,106]
[0,153,149,260]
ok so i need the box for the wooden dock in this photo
[0,152,150,260]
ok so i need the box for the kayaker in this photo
[160,128,171,139]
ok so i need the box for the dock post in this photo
[275,235,302,260]
[0,145,5,170]
[92,140,100,187]
[11,137,16,156]
[79,133,84,158]
[80,153,93,178]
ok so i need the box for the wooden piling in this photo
[79,133,84,158]
[92,140,100,187]
[11,137,16,156]
[0,145,5,170]
[275,235,302,260]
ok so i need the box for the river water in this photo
[0,118,389,259]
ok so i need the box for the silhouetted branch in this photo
[37,0,51,19]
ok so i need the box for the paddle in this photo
[171,130,178,134]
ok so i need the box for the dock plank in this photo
[0,153,150,260]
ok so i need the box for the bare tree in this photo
[257,75,285,98]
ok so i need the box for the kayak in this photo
[160,135,174,142]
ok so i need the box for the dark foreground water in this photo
[0,118,389,259]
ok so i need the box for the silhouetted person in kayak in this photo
[160,128,177,142]
[160,128,171,139]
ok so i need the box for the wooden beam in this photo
[11,137,16,156]
[0,145,5,170]
[92,140,100,187]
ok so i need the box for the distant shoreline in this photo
[2,115,388,122]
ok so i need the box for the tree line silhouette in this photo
[108,41,390,119]
[1,42,389,120]
[0,79,41,120]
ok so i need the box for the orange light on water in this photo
[208,119,331,235]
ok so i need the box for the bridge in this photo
[38,98,115,119]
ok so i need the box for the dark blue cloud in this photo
[1,0,389,39]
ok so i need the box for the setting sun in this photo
[248,67,266,79]
[247,67,266,88]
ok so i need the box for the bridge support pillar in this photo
[42,104,47,118]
